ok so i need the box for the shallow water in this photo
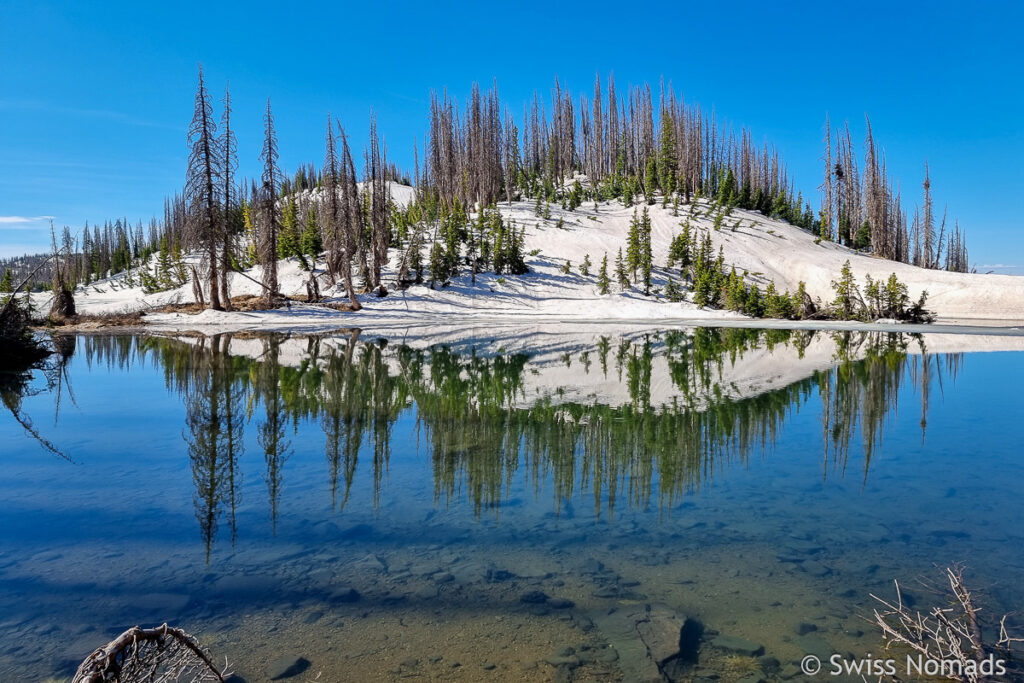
[1,327,1022,682]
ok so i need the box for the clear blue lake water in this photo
[0,327,1022,682]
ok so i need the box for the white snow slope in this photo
[62,188,1024,332]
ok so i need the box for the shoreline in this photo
[43,307,1024,338]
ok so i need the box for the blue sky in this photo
[1,0,1021,271]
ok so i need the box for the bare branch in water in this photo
[72,623,228,683]
[870,564,1021,682]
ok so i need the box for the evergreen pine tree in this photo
[278,199,300,260]
[597,253,610,294]
[855,220,871,250]
[830,260,861,320]
[408,235,424,284]
[615,248,630,291]
[644,157,658,204]
[0,268,13,293]
[723,268,745,311]
[664,276,682,302]
[639,208,653,295]
[763,282,794,319]
[509,225,528,274]
[301,208,323,265]
[626,209,641,281]
[884,272,910,318]
[668,222,692,273]
[791,282,808,319]
[172,241,188,284]
[428,241,446,287]
[744,285,763,316]
[580,253,591,276]
[717,169,737,206]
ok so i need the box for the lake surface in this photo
[1,326,1022,682]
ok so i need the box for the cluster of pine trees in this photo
[25,73,972,313]
[829,260,932,322]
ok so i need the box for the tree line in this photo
[14,71,973,315]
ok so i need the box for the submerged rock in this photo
[266,655,309,680]
[757,654,781,673]
[587,604,700,681]
[795,634,832,661]
[795,621,817,635]
[544,655,580,668]
[329,587,361,603]
[486,568,514,582]
[352,553,387,573]
[710,634,765,657]
[801,560,832,577]
[519,590,549,604]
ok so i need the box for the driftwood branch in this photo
[72,623,227,683]
[870,565,1020,682]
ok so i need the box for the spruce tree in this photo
[639,207,652,295]
[644,157,658,204]
[0,268,13,293]
[597,253,610,294]
[615,248,630,291]
[717,169,737,206]
[668,223,692,273]
[428,241,446,287]
[830,260,860,320]
[724,268,745,311]
[763,282,793,319]
[855,220,871,250]
[664,276,682,302]
[278,199,300,260]
[580,253,591,276]
[626,210,641,281]
[301,208,322,266]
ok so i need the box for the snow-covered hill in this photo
[61,192,1024,332]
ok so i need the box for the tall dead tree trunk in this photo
[258,99,282,302]
[185,65,223,311]
[219,84,236,310]
[338,126,363,309]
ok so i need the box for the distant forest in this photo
[2,70,970,306]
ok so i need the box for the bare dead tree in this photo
[184,65,223,311]
[218,84,237,310]
[366,112,390,292]
[922,163,935,269]
[338,125,362,309]
[321,115,343,287]
[49,220,76,319]
[258,98,282,303]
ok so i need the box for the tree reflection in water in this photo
[68,328,961,558]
